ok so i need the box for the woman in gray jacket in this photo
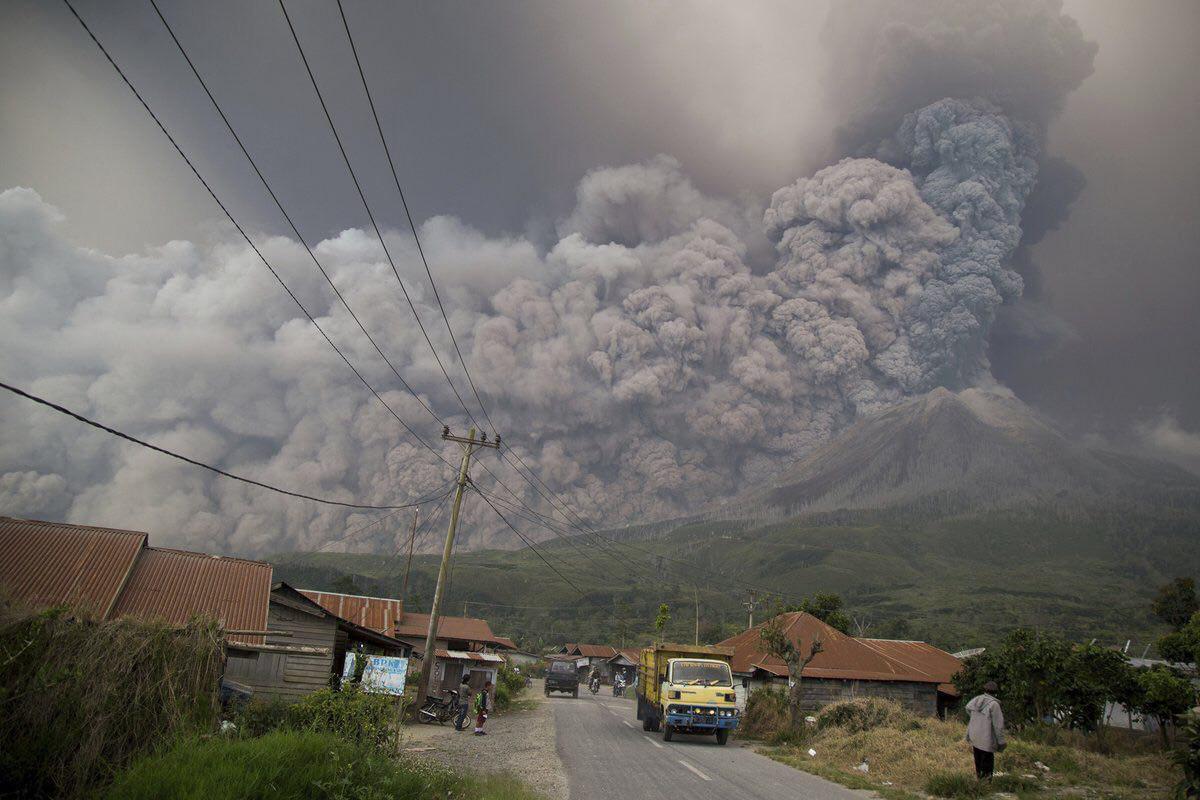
[965,681,1006,779]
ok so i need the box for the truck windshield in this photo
[671,660,732,686]
[549,662,574,674]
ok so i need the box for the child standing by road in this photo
[473,680,493,736]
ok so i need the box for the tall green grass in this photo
[0,607,222,798]
[104,731,544,800]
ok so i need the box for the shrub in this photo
[285,685,399,749]
[231,697,290,738]
[494,661,526,710]
[741,687,789,739]
[818,698,908,733]
[925,771,987,799]
[1174,708,1200,798]
[0,607,222,799]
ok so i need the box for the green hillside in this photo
[273,504,1199,654]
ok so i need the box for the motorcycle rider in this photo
[612,673,626,696]
[588,666,601,694]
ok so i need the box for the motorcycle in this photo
[524,674,533,688]
[589,677,600,695]
[612,680,625,697]
[418,689,461,724]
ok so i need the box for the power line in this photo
[471,487,591,601]
[61,0,456,480]
[0,379,439,511]
[335,0,496,437]
[277,0,485,434]
[149,0,442,429]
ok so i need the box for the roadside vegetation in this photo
[0,605,223,799]
[0,602,542,799]
[756,697,1176,800]
[104,730,542,800]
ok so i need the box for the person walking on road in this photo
[965,681,1006,780]
[454,674,472,731]
[473,680,493,736]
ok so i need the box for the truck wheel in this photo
[642,716,652,731]
[662,723,674,742]
[544,687,550,696]
[572,687,579,698]
[716,729,729,746]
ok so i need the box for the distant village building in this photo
[607,648,640,685]
[559,643,618,681]
[719,612,962,716]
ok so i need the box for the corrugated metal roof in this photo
[493,636,518,650]
[0,516,146,618]
[719,612,956,684]
[436,649,505,663]
[567,643,618,659]
[299,589,405,636]
[858,638,963,691]
[393,611,499,645]
[110,548,271,646]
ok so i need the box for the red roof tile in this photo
[0,516,145,618]
[109,547,271,645]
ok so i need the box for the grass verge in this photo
[104,730,545,800]
[754,699,1175,800]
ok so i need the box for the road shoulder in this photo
[400,680,568,800]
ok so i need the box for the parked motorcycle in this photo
[418,689,461,724]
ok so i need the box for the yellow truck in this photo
[635,643,740,744]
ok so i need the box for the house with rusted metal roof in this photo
[224,583,410,701]
[607,647,641,685]
[718,612,961,716]
[0,516,270,646]
[297,589,509,652]
[559,642,619,681]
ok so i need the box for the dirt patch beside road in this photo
[400,679,567,800]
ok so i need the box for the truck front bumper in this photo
[666,711,740,730]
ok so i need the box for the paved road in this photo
[549,689,871,800]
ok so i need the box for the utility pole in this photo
[744,590,758,630]
[694,586,700,645]
[415,426,499,705]
[400,508,419,602]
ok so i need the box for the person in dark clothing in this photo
[473,680,493,736]
[454,674,472,731]
[965,681,1006,779]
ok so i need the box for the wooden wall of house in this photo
[224,601,337,701]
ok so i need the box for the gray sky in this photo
[1,0,1198,552]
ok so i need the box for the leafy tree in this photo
[654,604,670,643]
[1159,611,1200,665]
[1153,578,1199,630]
[784,593,852,634]
[1059,643,1134,733]
[1173,709,1200,797]
[759,614,824,735]
[1136,665,1195,748]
